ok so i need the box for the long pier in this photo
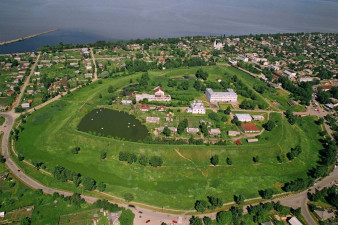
[0,28,59,46]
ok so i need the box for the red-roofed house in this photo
[241,123,260,133]
[140,104,149,112]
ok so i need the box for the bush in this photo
[194,200,208,212]
[210,155,219,166]
[149,156,163,167]
[259,189,275,199]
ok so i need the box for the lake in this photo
[0,0,337,54]
[78,108,149,141]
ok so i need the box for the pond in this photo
[78,108,149,141]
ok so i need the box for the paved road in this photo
[0,58,337,224]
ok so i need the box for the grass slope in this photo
[15,67,322,209]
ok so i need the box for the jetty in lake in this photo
[0,28,59,46]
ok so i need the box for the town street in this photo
[0,63,336,224]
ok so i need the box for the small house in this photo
[288,217,302,225]
[209,128,221,136]
[21,102,30,109]
[314,209,335,221]
[121,100,132,105]
[140,104,149,112]
[247,138,258,143]
[186,128,199,134]
[146,117,160,123]
[252,115,264,121]
[228,130,240,136]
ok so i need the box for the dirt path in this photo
[12,53,40,109]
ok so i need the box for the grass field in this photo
[15,66,323,210]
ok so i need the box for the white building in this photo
[21,102,30,109]
[209,128,221,136]
[187,100,206,114]
[237,54,249,62]
[269,65,280,71]
[252,115,264,121]
[284,70,297,79]
[298,77,314,82]
[235,114,252,122]
[205,88,237,103]
[186,128,199,134]
[121,100,132,105]
[146,117,160,123]
[228,131,240,136]
[135,86,171,102]
[288,217,302,225]
[213,40,224,50]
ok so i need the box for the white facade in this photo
[187,100,206,114]
[205,88,237,103]
[298,77,314,82]
[235,114,252,122]
[135,86,171,102]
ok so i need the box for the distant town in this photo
[0,32,337,225]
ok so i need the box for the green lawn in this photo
[15,67,323,210]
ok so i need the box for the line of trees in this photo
[118,152,163,167]
[53,166,106,191]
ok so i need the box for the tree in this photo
[71,147,80,154]
[0,155,5,163]
[234,194,245,205]
[224,106,231,115]
[124,193,134,202]
[189,216,203,225]
[264,120,276,131]
[195,68,209,80]
[97,181,106,192]
[207,196,223,209]
[253,155,260,163]
[203,217,212,225]
[210,155,219,166]
[119,209,135,225]
[100,151,107,159]
[180,80,189,90]
[216,211,232,225]
[177,119,188,134]
[108,85,115,93]
[82,177,96,191]
[259,189,274,199]
[163,127,172,136]
[138,155,148,166]
[239,100,256,110]
[149,156,163,167]
[194,200,208,212]
[208,112,219,121]
[226,157,232,165]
